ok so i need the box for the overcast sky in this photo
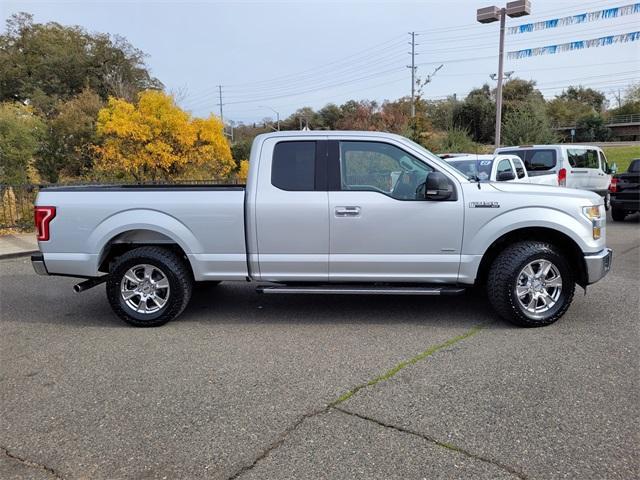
[2,0,639,123]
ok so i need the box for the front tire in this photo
[487,242,575,327]
[106,246,193,327]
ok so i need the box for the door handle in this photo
[335,206,361,217]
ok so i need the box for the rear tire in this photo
[487,241,575,327]
[611,207,626,222]
[106,246,193,327]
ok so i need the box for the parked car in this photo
[32,131,612,328]
[609,158,640,221]
[444,154,531,183]
[495,145,612,205]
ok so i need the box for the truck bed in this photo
[36,186,248,280]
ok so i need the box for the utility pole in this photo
[495,9,506,149]
[407,32,418,117]
[217,85,224,124]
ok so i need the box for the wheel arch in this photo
[475,227,588,288]
[97,229,195,276]
[88,209,202,275]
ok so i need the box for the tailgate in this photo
[615,173,640,201]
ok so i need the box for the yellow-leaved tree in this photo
[95,90,234,181]
[238,160,250,183]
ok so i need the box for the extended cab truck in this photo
[445,154,532,183]
[32,131,612,328]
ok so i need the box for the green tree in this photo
[36,89,103,182]
[500,79,544,116]
[0,103,45,184]
[609,83,640,116]
[575,115,612,142]
[546,86,608,127]
[558,86,607,112]
[502,101,556,146]
[317,103,343,130]
[0,12,162,112]
[454,85,495,144]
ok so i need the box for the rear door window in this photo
[271,141,316,191]
[567,149,599,169]
[496,159,513,177]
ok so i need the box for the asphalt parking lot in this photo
[1,216,639,480]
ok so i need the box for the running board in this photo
[257,285,466,296]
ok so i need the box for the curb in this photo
[0,250,39,261]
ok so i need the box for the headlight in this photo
[582,206,601,220]
[582,205,603,240]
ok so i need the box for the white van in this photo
[495,145,612,203]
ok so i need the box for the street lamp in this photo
[477,0,531,147]
[259,105,280,131]
[490,71,514,81]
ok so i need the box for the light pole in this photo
[477,0,530,148]
[259,105,280,131]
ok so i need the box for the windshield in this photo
[447,159,493,181]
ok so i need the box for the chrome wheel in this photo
[120,264,170,314]
[516,259,562,315]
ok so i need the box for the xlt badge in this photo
[469,201,500,208]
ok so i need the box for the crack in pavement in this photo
[227,407,330,480]
[330,324,486,407]
[333,406,528,480]
[2,446,62,479]
[228,323,491,479]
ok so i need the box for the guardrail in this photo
[1,180,241,230]
[606,114,640,125]
[557,113,640,129]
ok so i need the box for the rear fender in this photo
[89,209,203,268]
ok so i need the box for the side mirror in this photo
[609,163,618,174]
[497,171,516,181]
[423,172,452,200]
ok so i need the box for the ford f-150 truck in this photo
[32,131,612,328]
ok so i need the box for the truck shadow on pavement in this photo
[182,282,500,329]
[3,261,502,329]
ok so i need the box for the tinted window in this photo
[629,159,640,172]
[567,149,599,169]
[513,158,526,178]
[271,141,315,191]
[499,149,556,171]
[526,150,556,171]
[339,141,434,200]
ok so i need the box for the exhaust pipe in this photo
[73,276,108,293]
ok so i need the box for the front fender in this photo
[463,206,603,255]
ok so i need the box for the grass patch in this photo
[603,145,640,173]
[331,324,485,406]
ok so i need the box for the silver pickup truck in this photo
[32,131,612,328]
